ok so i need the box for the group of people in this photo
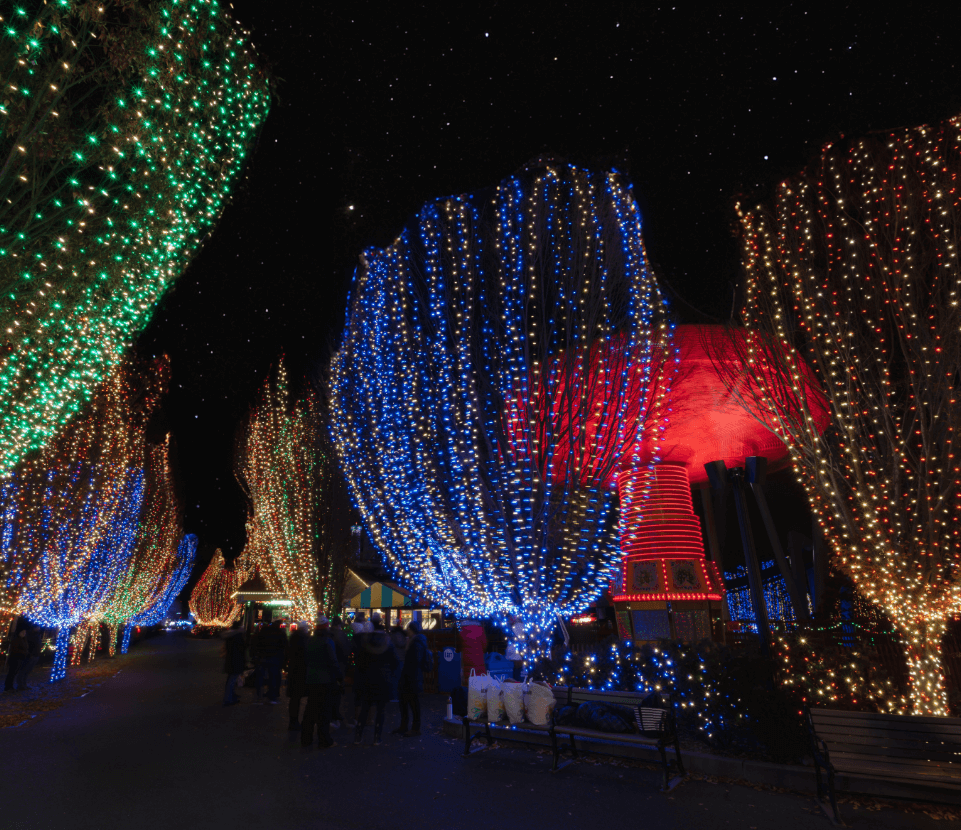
[222,611,432,749]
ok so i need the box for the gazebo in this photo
[344,578,442,630]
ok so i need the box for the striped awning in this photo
[347,582,411,609]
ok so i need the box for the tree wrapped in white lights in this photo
[734,116,961,715]
[331,164,672,662]
[235,361,343,622]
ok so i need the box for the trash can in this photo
[437,646,462,694]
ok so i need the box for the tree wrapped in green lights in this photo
[235,361,344,622]
[731,115,961,715]
[331,164,672,661]
[0,0,270,477]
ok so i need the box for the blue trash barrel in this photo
[437,645,462,694]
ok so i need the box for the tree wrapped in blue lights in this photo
[120,533,197,655]
[331,164,672,662]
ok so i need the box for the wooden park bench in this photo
[807,707,961,821]
[463,685,686,791]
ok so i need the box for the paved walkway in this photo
[0,634,949,830]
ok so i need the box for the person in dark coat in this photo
[222,621,246,706]
[394,620,430,736]
[4,617,29,692]
[389,625,407,703]
[14,621,42,690]
[301,615,343,748]
[285,620,309,730]
[259,619,287,703]
[353,617,398,745]
[330,616,349,728]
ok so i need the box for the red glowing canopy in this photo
[519,324,830,488]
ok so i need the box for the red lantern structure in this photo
[534,323,831,643]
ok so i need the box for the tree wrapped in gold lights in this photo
[235,362,343,621]
[732,115,961,715]
[0,353,166,679]
[189,549,247,628]
[0,0,270,477]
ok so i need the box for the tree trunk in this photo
[120,623,133,655]
[107,624,117,657]
[898,618,949,716]
[51,628,70,682]
[86,623,100,662]
[69,624,88,667]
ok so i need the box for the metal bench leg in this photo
[569,734,578,759]
[673,734,686,777]
[551,726,560,771]
[485,721,494,747]
[827,765,841,824]
[463,718,473,756]
[658,743,670,791]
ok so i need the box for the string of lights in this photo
[0,0,270,477]
[736,114,961,715]
[331,164,671,663]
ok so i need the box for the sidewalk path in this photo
[0,634,948,830]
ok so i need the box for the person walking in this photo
[330,616,349,728]
[260,619,287,704]
[14,621,42,690]
[3,618,29,692]
[394,620,430,736]
[301,615,342,749]
[353,615,397,746]
[222,621,246,706]
[286,620,309,730]
[349,616,370,726]
[389,624,407,703]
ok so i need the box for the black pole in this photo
[728,467,771,655]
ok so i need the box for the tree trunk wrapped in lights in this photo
[0,0,270,477]
[731,115,961,715]
[330,164,672,663]
[235,362,343,622]
[188,549,247,628]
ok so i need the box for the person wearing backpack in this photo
[393,619,431,737]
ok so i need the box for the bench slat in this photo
[830,750,961,773]
[821,740,961,762]
[811,708,961,730]
[818,733,961,756]
[815,723,961,745]
[554,724,662,745]
[831,754,961,782]
[832,764,961,786]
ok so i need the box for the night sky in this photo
[138,3,961,578]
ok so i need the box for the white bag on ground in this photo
[527,681,556,726]
[503,679,526,724]
[486,675,505,721]
[467,669,490,721]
